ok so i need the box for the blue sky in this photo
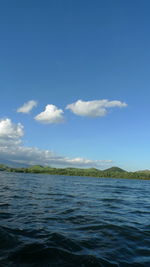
[0,0,150,170]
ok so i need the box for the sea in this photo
[0,172,150,266]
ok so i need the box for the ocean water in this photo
[0,172,150,267]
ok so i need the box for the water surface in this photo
[0,172,150,266]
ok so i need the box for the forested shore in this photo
[1,164,150,180]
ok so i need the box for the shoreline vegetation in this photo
[0,164,150,180]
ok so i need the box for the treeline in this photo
[0,164,150,180]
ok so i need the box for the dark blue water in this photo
[0,172,150,266]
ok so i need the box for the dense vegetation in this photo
[0,164,150,180]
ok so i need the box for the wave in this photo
[1,172,150,266]
[0,227,118,266]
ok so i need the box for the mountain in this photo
[103,167,126,173]
[0,159,30,168]
[0,163,150,179]
[0,164,9,171]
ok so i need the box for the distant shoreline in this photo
[0,164,150,180]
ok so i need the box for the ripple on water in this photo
[0,172,150,266]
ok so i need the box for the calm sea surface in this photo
[0,172,150,266]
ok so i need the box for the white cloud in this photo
[66,99,127,117]
[17,100,37,114]
[0,118,24,141]
[57,157,113,168]
[0,118,113,168]
[34,104,64,124]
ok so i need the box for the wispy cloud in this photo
[66,99,127,117]
[34,104,64,124]
[17,100,37,114]
[0,118,113,168]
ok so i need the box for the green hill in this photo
[0,164,9,171]
[104,167,126,173]
[0,163,150,180]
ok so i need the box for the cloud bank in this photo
[0,118,112,168]
[66,99,127,117]
[17,100,37,114]
[35,104,64,124]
